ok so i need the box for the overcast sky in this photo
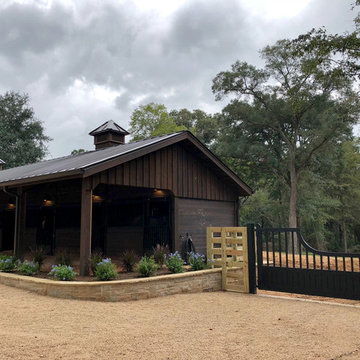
[0,0,357,158]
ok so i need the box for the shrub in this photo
[56,250,72,266]
[95,258,118,281]
[29,246,47,270]
[153,244,169,268]
[49,264,76,281]
[165,252,184,273]
[188,252,209,271]
[90,249,104,275]
[137,256,157,277]
[0,256,18,272]
[18,260,39,276]
[121,250,139,272]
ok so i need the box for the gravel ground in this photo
[1,284,360,360]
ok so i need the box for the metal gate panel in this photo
[257,227,360,300]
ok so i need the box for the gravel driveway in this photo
[1,284,360,360]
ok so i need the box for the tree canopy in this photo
[129,103,186,141]
[0,91,50,169]
[212,35,360,230]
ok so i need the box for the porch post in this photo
[14,189,26,260]
[80,178,93,276]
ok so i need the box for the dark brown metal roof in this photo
[89,120,129,136]
[0,131,253,195]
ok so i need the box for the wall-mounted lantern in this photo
[7,198,16,210]
[92,194,104,203]
[43,194,55,207]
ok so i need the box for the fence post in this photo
[247,224,257,294]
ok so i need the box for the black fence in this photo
[256,227,360,300]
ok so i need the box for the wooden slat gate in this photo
[207,226,256,293]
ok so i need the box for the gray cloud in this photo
[0,0,357,157]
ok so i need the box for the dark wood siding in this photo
[176,198,236,255]
[92,144,238,201]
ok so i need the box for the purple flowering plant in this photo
[188,252,211,271]
[49,264,76,281]
[95,258,118,281]
[165,251,184,273]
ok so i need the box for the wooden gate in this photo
[207,227,255,293]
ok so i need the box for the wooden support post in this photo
[221,227,227,291]
[14,190,26,260]
[80,178,93,276]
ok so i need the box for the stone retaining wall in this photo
[0,268,222,301]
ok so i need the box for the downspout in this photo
[3,186,19,256]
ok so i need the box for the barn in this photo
[0,121,252,275]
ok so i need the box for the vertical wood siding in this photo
[176,198,236,255]
[92,144,238,201]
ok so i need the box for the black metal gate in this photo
[256,227,360,300]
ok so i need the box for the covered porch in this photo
[0,179,173,275]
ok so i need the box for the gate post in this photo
[247,224,257,294]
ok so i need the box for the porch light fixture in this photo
[92,195,104,203]
[7,199,16,210]
[152,189,167,198]
[43,194,54,207]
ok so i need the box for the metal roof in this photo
[0,131,253,195]
[0,132,179,186]
[0,159,5,165]
[89,120,129,136]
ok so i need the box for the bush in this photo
[49,264,76,281]
[56,250,72,266]
[95,258,118,281]
[29,246,46,270]
[188,252,209,271]
[90,249,104,275]
[0,256,18,272]
[165,252,184,273]
[137,256,157,277]
[18,260,39,276]
[153,244,169,268]
[121,250,139,272]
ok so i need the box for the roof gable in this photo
[0,131,252,195]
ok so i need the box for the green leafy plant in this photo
[153,244,169,268]
[165,252,184,273]
[95,258,118,281]
[137,256,157,277]
[56,250,72,266]
[0,256,18,272]
[29,246,47,270]
[49,265,76,281]
[90,249,104,275]
[121,250,139,272]
[18,260,39,276]
[188,252,210,271]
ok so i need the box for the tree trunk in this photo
[288,158,299,253]
[289,163,297,229]
[342,219,347,253]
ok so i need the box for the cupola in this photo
[0,159,5,171]
[89,120,129,150]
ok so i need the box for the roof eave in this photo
[0,169,83,188]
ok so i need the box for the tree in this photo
[212,37,359,230]
[169,109,219,146]
[129,103,186,141]
[0,91,50,168]
[71,149,86,155]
